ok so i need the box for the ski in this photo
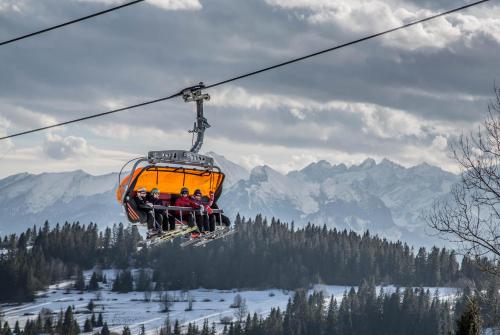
[180,226,227,247]
[193,228,237,247]
[142,226,198,246]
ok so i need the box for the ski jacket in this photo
[134,196,152,211]
[146,195,166,212]
[174,196,202,217]
[192,194,215,215]
[147,195,163,205]
[175,196,199,208]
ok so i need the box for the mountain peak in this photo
[379,158,403,169]
[249,165,270,183]
[297,160,337,182]
[205,152,250,187]
[353,158,376,170]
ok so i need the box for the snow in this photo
[1,270,461,334]
[0,155,458,247]
[206,152,250,188]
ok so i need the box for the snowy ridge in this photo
[220,158,457,247]
[0,171,121,234]
[206,151,250,187]
[0,155,457,247]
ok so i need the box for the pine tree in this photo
[83,318,93,332]
[13,321,20,335]
[122,326,131,335]
[173,320,181,335]
[201,319,209,335]
[88,272,100,291]
[112,270,134,293]
[3,321,12,335]
[55,310,63,334]
[135,269,152,292]
[44,315,53,334]
[101,322,110,335]
[456,298,482,335]
[74,269,85,291]
[62,306,79,335]
[161,316,172,335]
[87,299,95,312]
[97,312,104,327]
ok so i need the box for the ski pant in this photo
[138,210,162,231]
[172,212,196,229]
[195,213,209,232]
[165,212,177,231]
[209,214,231,231]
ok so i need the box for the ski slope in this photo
[1,270,460,334]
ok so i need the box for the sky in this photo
[0,0,499,178]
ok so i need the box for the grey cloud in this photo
[43,135,89,159]
[0,0,498,172]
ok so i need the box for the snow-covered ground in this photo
[1,270,460,334]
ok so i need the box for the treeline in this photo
[0,305,108,335]
[216,282,498,335]
[0,222,140,302]
[0,216,495,301]
[5,278,499,334]
[224,285,454,335]
[141,215,490,290]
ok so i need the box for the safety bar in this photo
[151,205,224,227]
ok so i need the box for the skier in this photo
[148,188,175,231]
[174,187,203,236]
[191,189,210,232]
[198,190,231,231]
[134,187,162,237]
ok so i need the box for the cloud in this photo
[0,116,14,156]
[264,0,500,51]
[77,0,202,11]
[210,86,462,141]
[0,104,58,131]
[43,134,89,160]
[0,0,497,177]
[0,0,24,12]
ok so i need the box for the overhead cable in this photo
[0,0,145,47]
[0,0,491,141]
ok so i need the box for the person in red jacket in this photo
[191,189,210,232]
[174,187,205,236]
[199,190,231,231]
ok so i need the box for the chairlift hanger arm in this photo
[183,83,210,153]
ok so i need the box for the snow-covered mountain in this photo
[206,151,249,187]
[0,170,122,234]
[219,158,457,247]
[0,155,457,247]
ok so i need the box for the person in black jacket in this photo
[134,187,162,236]
[148,188,175,231]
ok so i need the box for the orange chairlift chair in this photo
[115,84,226,227]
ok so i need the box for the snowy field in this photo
[1,270,460,334]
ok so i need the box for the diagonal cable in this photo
[0,0,491,141]
[0,0,146,47]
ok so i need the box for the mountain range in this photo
[0,152,457,247]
